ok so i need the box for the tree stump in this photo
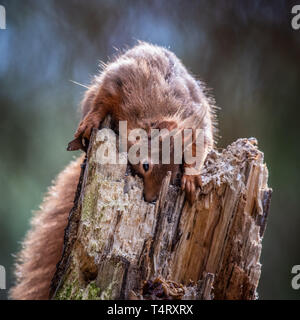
[50,121,272,300]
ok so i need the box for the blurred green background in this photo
[0,0,299,300]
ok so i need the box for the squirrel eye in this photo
[143,162,150,172]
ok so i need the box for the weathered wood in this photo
[50,122,272,300]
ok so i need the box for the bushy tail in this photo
[10,155,83,300]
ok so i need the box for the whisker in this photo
[69,80,90,89]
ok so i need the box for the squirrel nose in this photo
[144,192,157,203]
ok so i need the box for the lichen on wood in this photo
[50,125,272,300]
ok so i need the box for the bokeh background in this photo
[0,0,299,300]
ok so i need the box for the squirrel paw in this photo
[67,111,103,152]
[75,111,103,140]
[181,174,202,204]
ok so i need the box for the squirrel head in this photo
[130,120,181,203]
[132,160,181,203]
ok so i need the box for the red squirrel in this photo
[10,42,217,300]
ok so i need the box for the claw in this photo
[181,175,186,191]
[181,174,202,205]
[190,181,195,197]
[197,175,202,187]
[75,110,101,138]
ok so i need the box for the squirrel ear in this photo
[155,120,178,131]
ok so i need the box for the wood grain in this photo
[50,124,272,300]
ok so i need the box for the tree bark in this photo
[50,120,272,300]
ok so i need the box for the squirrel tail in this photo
[10,155,83,300]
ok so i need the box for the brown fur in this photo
[11,42,217,300]
[70,42,217,202]
[10,156,83,300]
